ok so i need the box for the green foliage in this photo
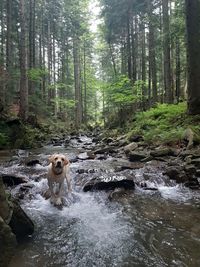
[27,68,47,83]
[105,75,135,105]
[0,132,9,149]
[128,102,200,144]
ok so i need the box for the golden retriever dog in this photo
[47,153,72,206]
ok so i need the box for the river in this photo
[0,136,200,267]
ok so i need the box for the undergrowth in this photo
[128,102,200,145]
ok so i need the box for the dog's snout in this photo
[56,161,62,167]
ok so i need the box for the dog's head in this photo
[48,154,69,173]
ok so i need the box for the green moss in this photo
[128,102,200,145]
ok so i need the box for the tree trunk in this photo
[19,0,28,121]
[175,38,180,103]
[108,42,117,76]
[148,0,157,104]
[185,0,200,114]
[73,35,82,128]
[162,0,173,103]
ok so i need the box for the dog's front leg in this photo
[66,175,72,193]
[55,182,64,206]
[48,180,56,204]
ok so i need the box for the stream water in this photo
[1,137,200,267]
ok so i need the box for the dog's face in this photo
[49,154,69,172]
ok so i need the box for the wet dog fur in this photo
[47,153,71,206]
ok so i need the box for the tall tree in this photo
[185,0,200,114]
[162,0,173,103]
[19,0,28,120]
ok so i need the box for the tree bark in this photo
[19,0,28,121]
[73,35,82,128]
[185,0,200,114]
[148,0,157,104]
[162,0,173,103]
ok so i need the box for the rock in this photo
[70,157,78,163]
[184,178,200,189]
[115,161,144,171]
[182,128,194,149]
[150,148,174,157]
[0,178,12,223]
[1,174,28,186]
[108,188,127,201]
[184,164,196,175]
[9,200,34,241]
[42,189,51,200]
[0,216,17,267]
[129,135,143,142]
[77,152,90,160]
[164,167,188,183]
[124,142,138,154]
[77,151,96,160]
[129,151,148,162]
[25,158,40,166]
[94,146,116,154]
[196,169,200,177]
[83,174,135,192]
[191,158,200,168]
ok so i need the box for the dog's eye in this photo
[55,157,58,161]
[61,158,64,161]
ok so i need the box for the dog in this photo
[47,153,72,206]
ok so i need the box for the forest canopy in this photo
[0,0,200,130]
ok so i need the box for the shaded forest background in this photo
[0,0,200,143]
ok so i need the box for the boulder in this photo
[129,135,143,142]
[83,174,135,192]
[25,158,40,166]
[9,200,34,241]
[150,148,174,157]
[115,161,144,171]
[0,216,17,267]
[164,167,188,183]
[0,177,12,223]
[124,142,138,154]
[129,151,148,162]
[191,158,200,168]
[1,174,28,186]
[94,146,116,154]
[77,151,96,160]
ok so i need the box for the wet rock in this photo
[196,169,200,177]
[150,148,174,157]
[94,146,116,154]
[42,189,51,200]
[164,167,188,183]
[115,161,144,171]
[9,200,34,241]
[0,177,12,223]
[129,151,148,162]
[2,174,28,186]
[184,164,196,175]
[184,178,200,189]
[191,158,200,168]
[129,135,144,142]
[124,142,138,154]
[83,174,135,192]
[77,151,96,160]
[70,157,78,163]
[108,188,128,201]
[96,154,108,160]
[25,158,40,166]
[0,216,17,267]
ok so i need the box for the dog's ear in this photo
[64,158,69,166]
[48,155,55,163]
